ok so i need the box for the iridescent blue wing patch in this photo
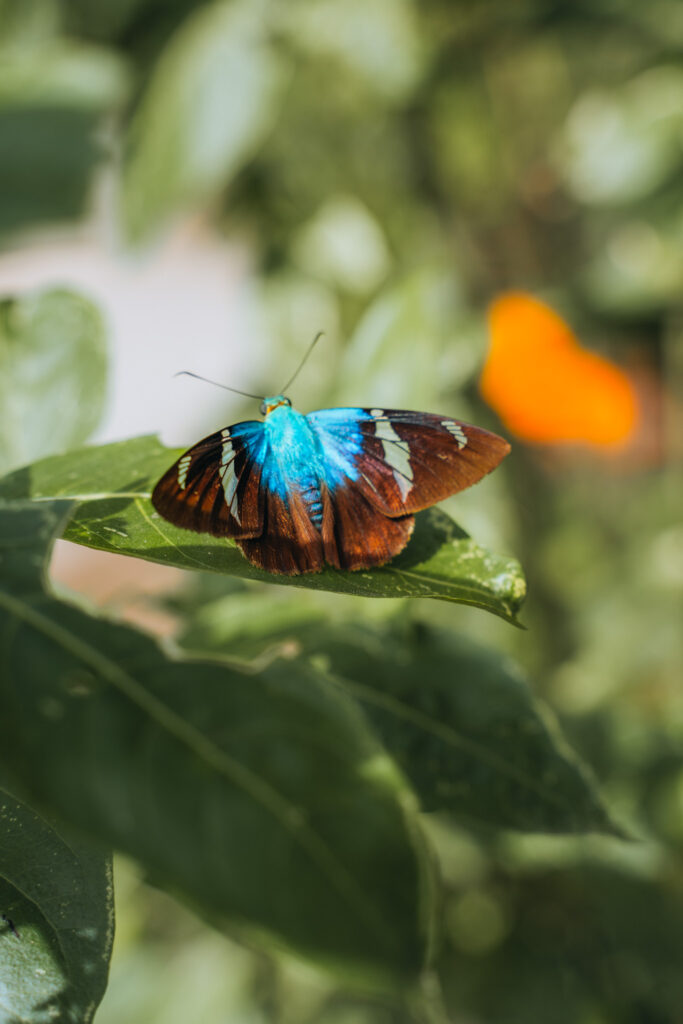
[151,420,266,538]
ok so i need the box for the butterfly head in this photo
[260,395,292,417]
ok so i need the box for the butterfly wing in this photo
[307,407,510,518]
[236,467,327,575]
[151,420,266,538]
[317,481,415,572]
[239,473,415,575]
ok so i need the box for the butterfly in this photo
[152,392,510,575]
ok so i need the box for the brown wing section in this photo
[352,413,510,517]
[320,481,415,572]
[238,480,414,575]
[237,489,325,574]
[151,429,263,539]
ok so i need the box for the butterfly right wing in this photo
[151,420,266,539]
[307,407,510,517]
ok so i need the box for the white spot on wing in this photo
[220,436,233,466]
[177,454,192,489]
[393,472,411,501]
[372,413,413,501]
[442,420,468,449]
[219,436,241,523]
[360,472,381,497]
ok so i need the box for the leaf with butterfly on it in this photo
[0,434,526,623]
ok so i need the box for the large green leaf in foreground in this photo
[181,603,621,837]
[0,435,526,622]
[0,785,113,1024]
[309,623,622,836]
[0,501,431,983]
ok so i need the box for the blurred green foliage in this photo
[0,289,107,474]
[0,0,681,1022]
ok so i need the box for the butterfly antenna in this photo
[174,371,265,402]
[279,331,324,395]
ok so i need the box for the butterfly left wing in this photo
[307,407,510,519]
[151,421,266,538]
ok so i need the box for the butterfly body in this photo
[260,402,329,528]
[152,397,510,575]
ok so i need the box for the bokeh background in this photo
[1,0,682,1021]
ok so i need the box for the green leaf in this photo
[307,622,621,836]
[0,107,107,236]
[558,66,683,206]
[0,785,113,1024]
[0,16,129,237]
[0,289,107,475]
[285,0,425,102]
[0,500,432,983]
[335,268,459,410]
[179,610,621,837]
[123,0,288,240]
[291,194,391,295]
[0,435,526,622]
[0,39,130,111]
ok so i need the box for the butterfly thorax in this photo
[262,402,326,529]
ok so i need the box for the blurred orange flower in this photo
[480,293,638,448]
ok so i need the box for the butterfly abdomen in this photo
[262,405,327,531]
[298,481,324,529]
